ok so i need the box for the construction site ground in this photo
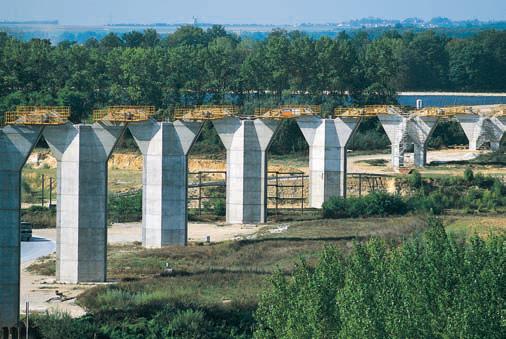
[19,147,506,317]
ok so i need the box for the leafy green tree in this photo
[123,31,144,48]
[256,219,506,338]
[100,32,123,48]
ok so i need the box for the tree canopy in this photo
[0,26,505,122]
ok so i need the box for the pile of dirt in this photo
[26,151,57,169]
[109,153,143,170]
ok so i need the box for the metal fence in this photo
[346,173,394,197]
[23,174,56,207]
[267,171,308,215]
[188,170,226,215]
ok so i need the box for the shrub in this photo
[323,192,407,219]
[464,167,474,182]
[31,312,98,339]
[407,170,422,189]
[21,205,56,228]
[108,190,142,223]
[213,199,226,216]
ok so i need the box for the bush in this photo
[464,167,474,182]
[255,219,506,338]
[108,190,142,223]
[21,205,56,228]
[407,170,422,189]
[31,312,98,339]
[323,192,407,219]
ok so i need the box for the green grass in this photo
[444,215,506,238]
[356,158,388,166]
[72,216,428,312]
[26,214,506,337]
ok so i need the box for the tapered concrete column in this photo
[129,120,202,247]
[379,114,438,170]
[407,116,439,167]
[456,114,504,151]
[378,114,408,170]
[213,118,279,224]
[43,122,124,283]
[492,116,506,150]
[0,125,42,330]
[297,116,361,208]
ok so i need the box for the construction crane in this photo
[173,105,238,121]
[93,106,155,123]
[1,106,70,126]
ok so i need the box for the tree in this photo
[100,33,123,48]
[123,31,144,48]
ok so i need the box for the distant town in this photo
[1,17,505,44]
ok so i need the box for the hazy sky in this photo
[1,0,505,25]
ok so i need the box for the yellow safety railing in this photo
[494,105,506,116]
[256,105,320,119]
[2,106,70,125]
[174,105,239,121]
[334,105,404,117]
[440,106,475,116]
[93,106,155,122]
[439,105,506,117]
[412,107,445,117]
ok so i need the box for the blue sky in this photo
[1,0,505,25]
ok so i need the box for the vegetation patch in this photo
[255,219,505,338]
[21,206,56,228]
[323,169,506,218]
[26,254,56,276]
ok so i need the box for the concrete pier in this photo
[0,126,42,330]
[129,120,202,247]
[43,122,124,283]
[213,117,279,224]
[297,116,361,208]
[379,114,439,170]
[456,114,505,151]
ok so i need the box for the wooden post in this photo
[41,174,45,207]
[25,301,29,339]
[49,177,53,207]
[198,172,202,215]
[358,174,362,197]
[275,172,279,216]
[301,173,304,214]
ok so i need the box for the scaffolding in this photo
[174,105,238,121]
[256,105,320,119]
[93,106,155,123]
[334,105,405,117]
[2,106,70,126]
[411,107,445,117]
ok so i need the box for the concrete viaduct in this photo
[1,103,505,332]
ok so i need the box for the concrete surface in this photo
[214,117,279,224]
[0,125,42,330]
[43,122,125,283]
[129,120,202,247]
[297,116,361,208]
[456,114,505,151]
[21,237,56,263]
[378,114,438,170]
